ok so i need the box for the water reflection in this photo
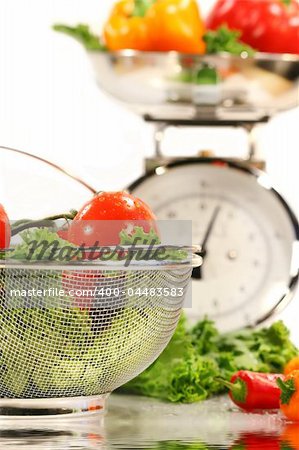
[0,395,297,449]
[0,416,106,449]
[280,423,299,449]
[0,428,298,449]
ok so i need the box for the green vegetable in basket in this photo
[0,302,152,397]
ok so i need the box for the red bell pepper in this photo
[206,0,299,54]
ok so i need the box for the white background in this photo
[0,0,299,340]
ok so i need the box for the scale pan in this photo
[88,50,299,121]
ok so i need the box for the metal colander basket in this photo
[0,253,199,416]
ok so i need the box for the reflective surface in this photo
[88,51,299,121]
[0,394,294,449]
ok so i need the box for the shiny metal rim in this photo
[89,49,299,63]
[2,245,202,270]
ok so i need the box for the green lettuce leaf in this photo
[53,23,106,51]
[9,228,78,261]
[204,26,256,56]
[119,226,188,261]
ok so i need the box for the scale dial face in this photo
[130,160,299,331]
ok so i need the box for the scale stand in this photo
[144,113,270,173]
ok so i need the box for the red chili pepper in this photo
[220,370,285,411]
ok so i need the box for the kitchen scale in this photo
[88,50,299,331]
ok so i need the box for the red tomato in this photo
[60,192,157,313]
[65,191,157,248]
[0,204,11,249]
[206,0,299,54]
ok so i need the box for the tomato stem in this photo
[11,210,77,236]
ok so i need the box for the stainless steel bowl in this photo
[88,50,299,121]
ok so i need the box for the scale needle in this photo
[192,205,221,280]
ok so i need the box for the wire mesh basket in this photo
[0,253,200,417]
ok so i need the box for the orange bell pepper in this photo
[103,0,206,54]
[277,369,299,422]
[284,356,299,375]
[146,0,206,54]
[103,0,151,51]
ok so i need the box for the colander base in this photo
[0,394,109,418]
